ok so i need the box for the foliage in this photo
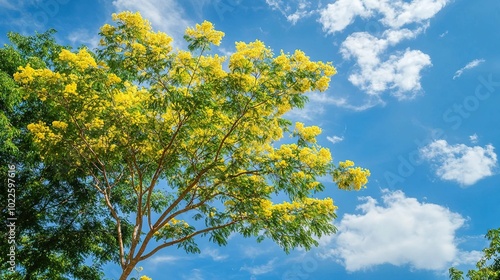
[0,30,124,280]
[11,11,370,279]
[449,228,500,280]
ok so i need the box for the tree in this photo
[450,228,500,280]
[12,11,370,279]
[1,31,124,279]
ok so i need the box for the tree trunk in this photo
[119,260,138,280]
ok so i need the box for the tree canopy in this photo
[0,30,121,280]
[450,228,500,280]
[6,11,370,279]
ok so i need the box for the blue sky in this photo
[1,0,500,279]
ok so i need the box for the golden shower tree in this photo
[14,12,370,279]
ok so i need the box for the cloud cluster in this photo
[420,140,497,186]
[262,0,451,104]
[318,0,449,99]
[340,29,431,99]
[323,190,467,271]
[318,0,449,34]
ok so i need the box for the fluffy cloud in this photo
[453,59,485,80]
[340,29,431,98]
[319,0,370,34]
[323,190,466,271]
[316,0,450,99]
[420,140,497,186]
[319,0,450,34]
[112,0,192,44]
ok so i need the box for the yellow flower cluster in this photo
[229,40,272,71]
[199,54,227,78]
[27,122,61,144]
[316,76,330,91]
[235,40,270,60]
[58,49,97,70]
[106,73,121,86]
[258,199,273,218]
[64,82,77,97]
[131,42,147,55]
[185,20,224,46]
[347,167,370,190]
[299,147,332,168]
[257,197,337,222]
[13,64,36,83]
[52,121,68,130]
[139,276,152,280]
[295,122,322,143]
[176,50,192,63]
[274,52,291,71]
[339,160,354,168]
[100,23,115,36]
[144,31,173,60]
[112,11,151,34]
[269,144,296,161]
[335,160,370,190]
[13,65,64,101]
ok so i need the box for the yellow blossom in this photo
[185,20,224,46]
[13,64,36,84]
[295,122,322,142]
[52,121,68,130]
[64,82,77,96]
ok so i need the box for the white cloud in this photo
[323,190,467,271]
[319,0,370,34]
[420,140,497,186]
[112,0,193,45]
[241,245,272,259]
[319,0,450,34]
[182,269,204,280]
[200,247,228,261]
[286,91,383,120]
[67,28,100,50]
[439,30,449,38]
[453,59,485,80]
[318,1,449,99]
[340,29,432,99]
[452,250,483,267]
[327,135,344,145]
[469,134,479,144]
[240,258,277,275]
[266,0,316,24]
[148,254,179,265]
